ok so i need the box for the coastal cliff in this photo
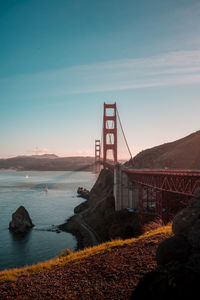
[60,169,140,249]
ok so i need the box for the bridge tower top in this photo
[103,102,117,165]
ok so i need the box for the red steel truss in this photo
[124,169,200,223]
[124,169,200,196]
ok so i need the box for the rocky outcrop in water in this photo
[77,187,90,200]
[9,206,34,233]
[131,188,200,299]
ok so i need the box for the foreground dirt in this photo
[0,233,172,300]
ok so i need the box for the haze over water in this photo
[0,170,96,271]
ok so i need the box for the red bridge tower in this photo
[103,102,117,165]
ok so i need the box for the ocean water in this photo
[0,170,96,271]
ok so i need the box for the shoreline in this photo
[59,216,86,250]
[59,213,100,251]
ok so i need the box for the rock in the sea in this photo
[77,187,90,200]
[9,206,34,233]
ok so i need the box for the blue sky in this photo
[1,0,200,159]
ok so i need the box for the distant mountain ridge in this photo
[131,130,200,169]
[29,154,58,159]
[0,155,94,171]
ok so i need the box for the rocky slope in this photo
[130,130,200,169]
[61,169,140,249]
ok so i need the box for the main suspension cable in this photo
[116,108,133,162]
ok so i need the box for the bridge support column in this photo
[114,165,138,211]
[114,164,122,210]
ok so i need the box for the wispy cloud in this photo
[1,50,200,98]
[27,148,56,155]
[26,148,94,157]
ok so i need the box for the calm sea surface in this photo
[0,170,96,271]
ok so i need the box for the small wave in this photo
[34,225,61,233]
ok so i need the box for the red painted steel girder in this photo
[124,169,200,196]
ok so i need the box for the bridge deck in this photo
[124,169,200,196]
[125,169,200,176]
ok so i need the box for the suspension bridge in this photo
[94,102,200,224]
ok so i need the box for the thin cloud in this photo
[1,50,200,98]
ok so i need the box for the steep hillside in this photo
[131,130,200,169]
[62,169,141,248]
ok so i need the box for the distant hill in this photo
[130,130,200,169]
[29,154,58,159]
[0,155,95,171]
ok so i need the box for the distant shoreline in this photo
[0,155,95,172]
[0,168,92,172]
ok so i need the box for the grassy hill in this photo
[130,130,200,169]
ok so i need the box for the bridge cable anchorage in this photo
[116,108,133,164]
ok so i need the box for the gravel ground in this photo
[0,233,172,300]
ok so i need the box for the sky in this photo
[0,0,200,159]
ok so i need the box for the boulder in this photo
[77,187,90,200]
[187,220,200,248]
[189,188,200,208]
[9,206,34,233]
[130,263,200,300]
[172,207,200,236]
[156,235,190,265]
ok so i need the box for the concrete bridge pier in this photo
[114,164,138,211]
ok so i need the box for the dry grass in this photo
[0,223,172,282]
